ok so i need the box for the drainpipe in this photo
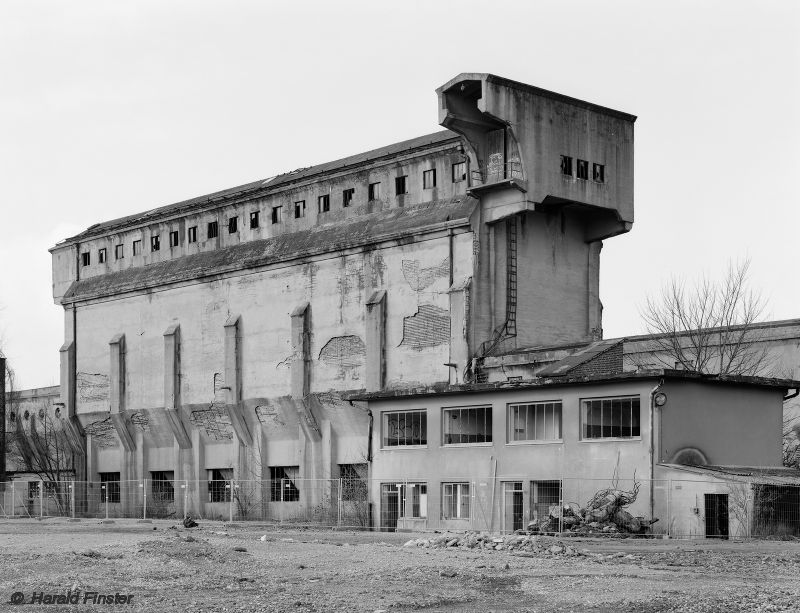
[649,378,664,523]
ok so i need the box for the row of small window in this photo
[382,396,641,447]
[79,164,469,267]
[560,156,605,183]
[381,480,562,522]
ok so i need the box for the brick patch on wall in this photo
[319,335,366,368]
[401,257,449,292]
[77,372,109,403]
[400,304,450,349]
[84,417,118,448]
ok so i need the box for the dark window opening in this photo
[98,248,106,264]
[452,162,466,182]
[271,206,282,224]
[423,169,436,189]
[187,226,197,243]
[151,471,175,503]
[593,163,605,183]
[294,200,306,218]
[115,244,124,260]
[342,188,355,207]
[576,159,589,180]
[133,240,142,256]
[270,466,300,502]
[151,235,160,251]
[207,221,219,239]
[395,175,408,195]
[228,216,238,233]
[208,469,232,503]
[249,211,260,229]
[339,464,368,502]
[318,194,330,213]
[368,182,381,201]
[582,396,640,439]
[443,406,492,444]
[169,231,179,248]
[560,155,573,176]
[81,252,90,267]
[531,480,562,522]
[99,472,121,503]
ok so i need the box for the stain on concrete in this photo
[400,304,450,349]
[319,335,366,369]
[77,372,109,403]
[255,403,287,427]
[129,411,150,431]
[84,417,118,448]
[190,404,233,441]
[402,257,449,292]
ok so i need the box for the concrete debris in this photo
[403,533,582,556]
[182,515,198,529]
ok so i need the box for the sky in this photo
[0,0,798,390]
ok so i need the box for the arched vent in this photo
[670,447,709,466]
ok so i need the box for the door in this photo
[502,482,524,533]
[704,493,729,539]
[380,484,400,532]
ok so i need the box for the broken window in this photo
[133,240,142,256]
[368,182,381,201]
[423,169,436,189]
[187,226,197,243]
[151,471,174,503]
[249,211,260,229]
[271,206,282,224]
[150,235,160,251]
[576,159,589,180]
[452,162,466,182]
[294,200,306,218]
[530,480,561,521]
[99,472,121,503]
[382,410,427,447]
[508,401,562,442]
[395,175,408,195]
[207,221,219,239]
[593,163,605,183]
[115,244,124,260]
[442,483,470,519]
[228,216,238,233]
[342,188,355,207]
[207,469,231,503]
[98,248,107,264]
[169,230,179,248]
[81,252,90,267]
[318,194,330,213]
[338,464,368,502]
[270,466,300,502]
[443,406,492,445]
[581,396,640,439]
[560,155,573,176]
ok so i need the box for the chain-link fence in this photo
[1,477,797,539]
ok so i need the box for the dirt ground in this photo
[1,518,800,612]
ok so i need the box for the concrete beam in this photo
[290,302,310,399]
[365,290,386,392]
[109,333,135,451]
[224,314,252,447]
[163,324,191,449]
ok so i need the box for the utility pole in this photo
[0,353,6,488]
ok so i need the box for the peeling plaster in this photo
[400,304,450,349]
[402,257,449,292]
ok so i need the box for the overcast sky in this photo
[1,0,798,390]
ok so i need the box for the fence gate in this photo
[704,493,729,539]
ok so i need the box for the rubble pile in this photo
[528,486,656,535]
[403,533,583,556]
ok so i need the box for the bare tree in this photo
[783,415,800,469]
[640,259,771,376]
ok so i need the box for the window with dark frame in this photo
[452,162,466,182]
[368,182,381,201]
[593,163,605,183]
[99,472,121,503]
[150,471,175,503]
[576,159,589,180]
[395,175,408,195]
[98,248,107,264]
[228,216,238,233]
[207,221,219,239]
[443,406,492,444]
[508,401,563,442]
[208,469,231,503]
[81,252,90,267]
[423,169,437,189]
[442,482,470,519]
[338,464,368,502]
[249,211,260,229]
[133,240,142,256]
[294,200,306,218]
[169,230,179,248]
[115,244,124,260]
[560,155,573,176]
[582,396,641,439]
[272,206,282,224]
[342,188,355,207]
[382,410,427,447]
[318,194,330,213]
[151,235,160,251]
[270,466,300,502]
[188,226,197,243]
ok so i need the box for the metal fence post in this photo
[183,480,188,518]
[10,481,14,518]
[229,480,234,523]
[337,478,342,528]
[39,479,44,518]
[71,482,75,519]
[143,479,147,520]
[667,479,672,538]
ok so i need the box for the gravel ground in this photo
[1,518,800,612]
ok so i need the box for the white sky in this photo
[1,0,798,390]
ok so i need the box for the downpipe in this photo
[649,378,664,523]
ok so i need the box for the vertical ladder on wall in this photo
[505,216,518,337]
